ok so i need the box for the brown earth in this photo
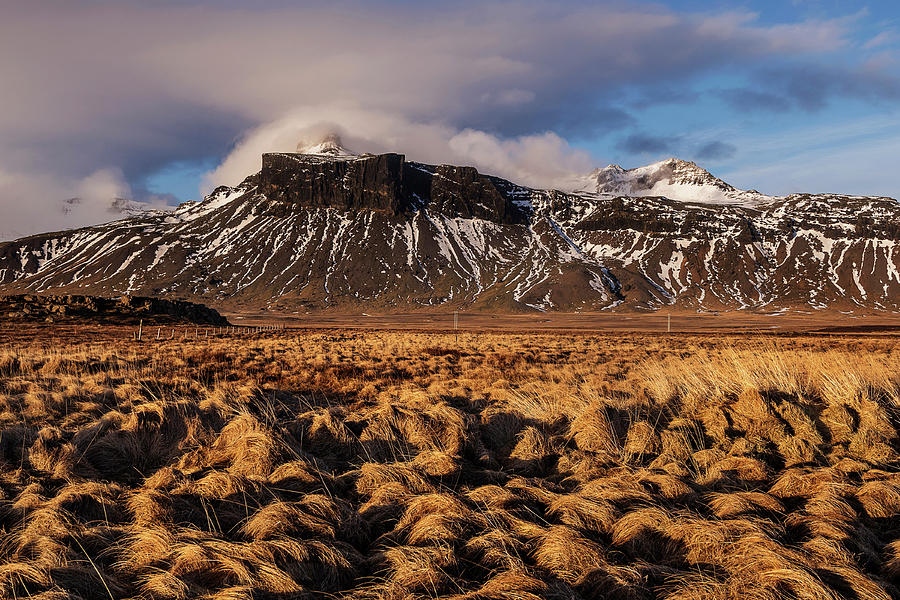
[224,309,900,334]
[3,309,900,346]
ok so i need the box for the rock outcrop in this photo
[0,295,229,325]
[404,163,526,224]
[261,152,408,213]
[260,152,526,224]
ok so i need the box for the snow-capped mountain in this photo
[582,158,774,206]
[295,133,355,157]
[1,150,898,312]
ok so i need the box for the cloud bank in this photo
[0,0,895,239]
[206,108,595,192]
[0,167,169,242]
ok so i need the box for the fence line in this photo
[133,321,288,341]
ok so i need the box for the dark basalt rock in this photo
[0,294,229,325]
[260,152,526,224]
[403,163,525,224]
[261,152,407,213]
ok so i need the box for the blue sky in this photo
[2,0,899,238]
[589,0,900,194]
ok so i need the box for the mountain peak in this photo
[587,157,773,206]
[296,132,354,156]
[639,157,732,189]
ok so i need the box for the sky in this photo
[1,0,899,239]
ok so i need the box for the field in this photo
[0,325,898,599]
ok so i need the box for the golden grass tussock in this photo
[381,543,457,592]
[547,492,617,533]
[394,492,477,545]
[0,328,896,598]
[461,529,528,572]
[569,403,624,457]
[533,525,606,583]
[856,474,900,518]
[707,490,784,518]
[448,569,547,600]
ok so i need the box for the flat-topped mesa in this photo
[260,152,526,224]
[261,152,406,213]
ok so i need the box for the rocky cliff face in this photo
[260,152,526,224]
[0,151,898,313]
[261,152,408,213]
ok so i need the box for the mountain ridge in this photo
[1,149,898,313]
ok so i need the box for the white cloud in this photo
[863,30,898,50]
[203,107,595,193]
[0,167,168,241]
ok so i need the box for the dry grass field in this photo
[0,327,898,599]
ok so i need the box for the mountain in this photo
[1,146,898,313]
[581,158,773,206]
